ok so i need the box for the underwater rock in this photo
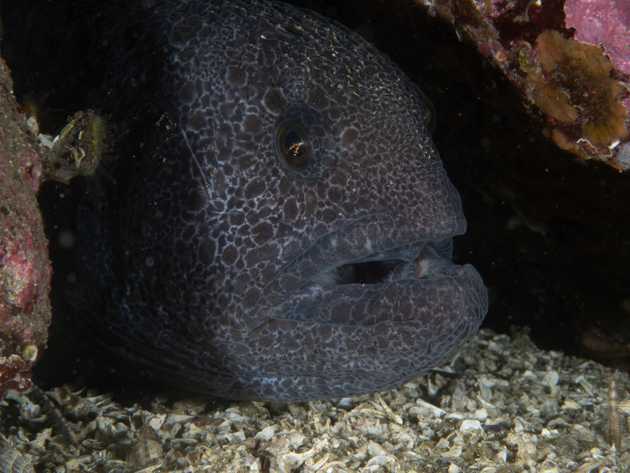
[415,0,630,170]
[0,59,51,396]
[565,0,630,77]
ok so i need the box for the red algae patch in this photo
[0,58,51,395]
[565,0,630,77]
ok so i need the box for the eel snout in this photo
[235,230,488,400]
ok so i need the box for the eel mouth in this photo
[336,259,403,285]
[268,215,475,297]
[313,239,455,288]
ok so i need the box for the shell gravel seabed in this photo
[0,329,628,472]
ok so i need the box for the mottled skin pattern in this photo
[80,0,488,401]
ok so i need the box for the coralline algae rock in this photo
[416,0,630,170]
[0,59,51,395]
[565,0,630,76]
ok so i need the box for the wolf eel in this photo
[75,0,488,401]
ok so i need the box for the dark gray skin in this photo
[80,0,488,401]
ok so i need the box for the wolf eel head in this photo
[84,0,488,401]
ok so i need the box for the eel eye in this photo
[277,124,311,169]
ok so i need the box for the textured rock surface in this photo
[565,0,630,76]
[415,0,630,170]
[0,59,51,395]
